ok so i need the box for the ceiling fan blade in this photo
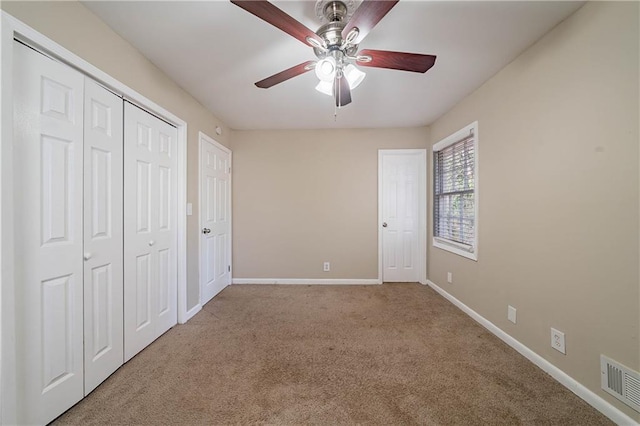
[333,74,352,107]
[341,0,399,45]
[231,1,324,47]
[356,49,437,73]
[255,61,316,89]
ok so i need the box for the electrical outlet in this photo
[323,262,330,272]
[551,328,566,354]
[447,272,452,283]
[507,305,517,324]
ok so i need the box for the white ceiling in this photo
[83,1,583,130]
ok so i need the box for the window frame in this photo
[432,121,479,261]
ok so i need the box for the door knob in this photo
[83,252,92,261]
[148,240,155,246]
[203,228,211,234]
[382,222,388,228]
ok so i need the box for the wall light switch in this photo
[507,305,517,324]
[447,272,452,284]
[186,203,193,216]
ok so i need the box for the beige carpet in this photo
[55,283,611,425]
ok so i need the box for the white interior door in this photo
[83,79,124,394]
[124,102,178,361]
[12,41,85,424]
[200,133,231,305]
[380,150,425,282]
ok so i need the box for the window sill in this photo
[433,237,477,261]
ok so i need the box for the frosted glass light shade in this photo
[314,61,366,96]
[315,80,333,96]
[344,64,365,89]
[315,57,336,82]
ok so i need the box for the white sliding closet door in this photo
[83,79,124,394]
[12,41,85,424]
[124,102,178,361]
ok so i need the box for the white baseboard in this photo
[180,303,202,324]
[426,280,638,426]
[232,278,380,285]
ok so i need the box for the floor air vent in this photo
[601,355,640,412]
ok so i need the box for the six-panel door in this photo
[200,135,231,305]
[13,41,86,425]
[83,79,124,394]
[123,102,178,362]
[381,153,421,282]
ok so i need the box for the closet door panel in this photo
[13,41,85,425]
[83,79,124,394]
[124,105,157,361]
[124,103,177,362]
[155,125,178,335]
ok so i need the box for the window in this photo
[433,121,478,260]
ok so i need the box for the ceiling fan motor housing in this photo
[313,0,359,59]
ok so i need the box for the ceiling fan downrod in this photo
[323,0,348,22]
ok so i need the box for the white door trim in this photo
[1,12,188,424]
[378,149,427,285]
[198,132,232,305]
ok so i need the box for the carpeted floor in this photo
[54,283,612,425]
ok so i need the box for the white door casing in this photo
[124,102,178,362]
[12,41,85,424]
[199,132,232,305]
[83,79,124,394]
[379,150,427,283]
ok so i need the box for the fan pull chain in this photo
[334,89,340,120]
[334,73,340,121]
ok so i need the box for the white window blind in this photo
[433,124,477,257]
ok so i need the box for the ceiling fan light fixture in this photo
[315,80,334,96]
[315,57,336,82]
[344,64,365,89]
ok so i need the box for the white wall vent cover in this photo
[601,355,640,412]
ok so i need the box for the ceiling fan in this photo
[230,0,437,107]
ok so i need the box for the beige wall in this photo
[1,1,231,310]
[232,128,428,279]
[428,2,639,420]
[5,0,639,420]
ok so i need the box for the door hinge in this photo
[228,167,231,174]
[228,265,231,272]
